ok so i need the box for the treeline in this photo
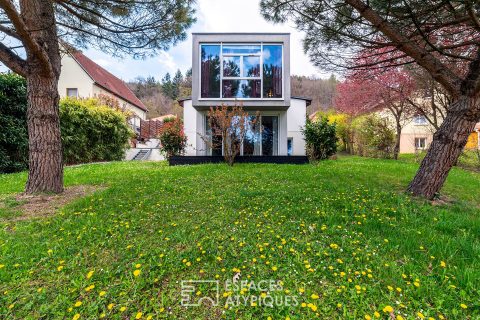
[291,74,338,114]
[129,71,338,118]
[127,69,192,118]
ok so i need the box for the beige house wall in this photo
[58,53,95,99]
[58,53,147,133]
[376,109,436,154]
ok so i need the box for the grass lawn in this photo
[0,156,479,319]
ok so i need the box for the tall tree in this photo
[172,69,184,100]
[261,0,480,199]
[0,0,195,193]
[335,67,416,160]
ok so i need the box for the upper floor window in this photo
[200,43,283,99]
[413,115,427,125]
[67,88,78,97]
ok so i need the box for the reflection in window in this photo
[223,56,241,77]
[222,45,261,54]
[205,116,222,156]
[243,56,260,77]
[200,45,220,98]
[263,45,283,98]
[243,116,260,155]
[222,80,261,98]
[205,115,277,156]
[262,116,278,155]
[199,43,283,99]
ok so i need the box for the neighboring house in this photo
[58,47,148,133]
[379,111,479,153]
[180,33,310,156]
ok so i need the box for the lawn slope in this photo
[0,157,479,319]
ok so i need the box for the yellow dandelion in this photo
[135,264,142,268]
[311,293,319,299]
[133,269,141,277]
[383,305,393,313]
[74,301,82,307]
[365,316,372,320]
[271,266,278,271]
[120,306,126,312]
[135,312,143,319]
[417,312,425,319]
[460,303,467,309]
[374,311,380,318]
[72,314,80,320]
[440,261,446,268]
[86,270,94,279]
[99,291,106,297]
[107,303,114,310]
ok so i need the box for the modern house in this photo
[58,46,148,133]
[180,33,310,157]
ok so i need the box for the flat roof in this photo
[178,96,312,107]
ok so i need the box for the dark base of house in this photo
[168,155,309,166]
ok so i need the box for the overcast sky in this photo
[79,0,330,82]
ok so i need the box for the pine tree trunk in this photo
[407,96,478,199]
[25,74,64,193]
[22,0,64,194]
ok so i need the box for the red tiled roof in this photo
[71,51,147,112]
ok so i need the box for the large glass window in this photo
[200,43,283,99]
[200,45,220,98]
[205,115,278,156]
[261,116,278,155]
[262,45,283,98]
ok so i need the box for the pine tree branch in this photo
[0,41,26,76]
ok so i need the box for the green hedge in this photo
[0,73,28,173]
[351,114,396,159]
[60,98,133,165]
[302,117,337,161]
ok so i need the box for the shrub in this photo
[302,117,337,161]
[158,117,187,158]
[351,114,395,158]
[60,98,132,164]
[0,73,28,173]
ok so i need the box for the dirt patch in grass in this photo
[2,185,104,222]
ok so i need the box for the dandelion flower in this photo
[135,312,143,319]
[311,293,319,299]
[460,303,467,309]
[74,301,82,307]
[133,269,141,277]
[72,314,80,320]
[86,270,94,279]
[383,305,393,313]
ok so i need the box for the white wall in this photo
[287,98,307,155]
[183,100,198,156]
[58,54,95,99]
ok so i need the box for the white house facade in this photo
[181,33,309,157]
[58,48,148,132]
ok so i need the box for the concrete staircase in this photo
[132,149,150,161]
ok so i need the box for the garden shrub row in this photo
[0,72,132,173]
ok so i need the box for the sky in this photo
[79,0,330,82]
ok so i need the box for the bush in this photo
[351,114,395,158]
[158,117,187,158]
[60,98,133,164]
[0,73,28,173]
[302,117,337,161]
